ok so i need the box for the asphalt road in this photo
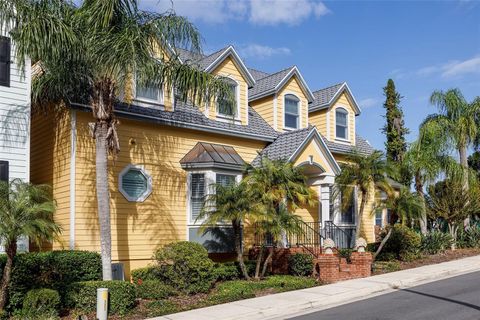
[289,271,480,320]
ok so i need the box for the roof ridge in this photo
[312,82,345,93]
[257,65,295,82]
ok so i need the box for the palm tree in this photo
[421,89,480,170]
[335,150,392,240]
[1,0,232,280]
[372,187,423,259]
[245,158,317,279]
[198,181,263,280]
[405,124,453,235]
[0,179,61,310]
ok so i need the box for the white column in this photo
[320,184,331,228]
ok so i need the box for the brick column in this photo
[350,252,372,278]
[317,254,340,283]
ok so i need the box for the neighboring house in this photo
[30,45,376,275]
[0,31,31,252]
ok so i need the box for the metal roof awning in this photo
[180,142,245,171]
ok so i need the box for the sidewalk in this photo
[151,255,480,320]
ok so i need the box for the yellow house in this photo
[30,45,378,276]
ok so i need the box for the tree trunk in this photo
[373,227,392,260]
[448,223,458,251]
[415,172,427,235]
[356,191,367,240]
[459,145,470,228]
[233,220,250,280]
[0,241,17,310]
[261,247,274,278]
[254,245,264,279]
[95,122,113,281]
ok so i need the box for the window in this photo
[375,209,383,227]
[0,37,10,87]
[339,188,355,224]
[0,161,8,182]
[217,79,237,117]
[216,174,235,187]
[284,94,299,129]
[119,165,152,202]
[336,108,348,139]
[190,173,205,221]
[136,78,163,103]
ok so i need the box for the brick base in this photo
[316,252,372,283]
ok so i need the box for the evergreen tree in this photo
[382,79,410,185]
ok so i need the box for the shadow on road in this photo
[402,288,480,312]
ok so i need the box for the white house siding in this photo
[0,31,31,253]
[0,34,30,182]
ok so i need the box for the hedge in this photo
[135,280,176,300]
[66,281,136,315]
[22,288,60,317]
[0,250,101,310]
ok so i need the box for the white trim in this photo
[25,57,31,182]
[204,46,256,87]
[309,82,361,115]
[245,83,249,126]
[133,74,165,108]
[69,110,76,250]
[118,164,153,202]
[273,94,278,131]
[283,92,301,130]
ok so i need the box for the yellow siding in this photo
[327,92,356,144]
[308,110,327,137]
[294,197,319,224]
[276,76,309,132]
[210,56,249,125]
[250,96,275,129]
[30,111,71,250]
[72,111,266,274]
[293,138,333,175]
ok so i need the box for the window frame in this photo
[0,36,11,87]
[216,77,240,120]
[134,74,164,106]
[335,107,349,140]
[284,94,300,130]
[118,164,153,202]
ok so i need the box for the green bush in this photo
[288,253,314,277]
[421,231,453,254]
[214,262,240,281]
[154,241,216,294]
[377,225,421,261]
[2,251,101,311]
[135,280,176,300]
[22,288,60,317]
[337,248,353,262]
[457,226,480,248]
[131,266,162,283]
[66,281,136,315]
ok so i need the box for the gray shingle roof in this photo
[309,83,344,111]
[175,47,229,70]
[100,100,278,142]
[251,126,312,166]
[197,47,229,70]
[248,68,270,81]
[248,66,294,99]
[323,134,375,155]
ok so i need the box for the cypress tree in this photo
[382,79,410,184]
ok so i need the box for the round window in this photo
[119,165,152,202]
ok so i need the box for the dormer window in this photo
[217,78,238,117]
[135,78,163,104]
[335,108,348,140]
[284,94,299,129]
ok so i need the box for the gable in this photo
[277,75,309,130]
[291,133,339,175]
[327,92,356,144]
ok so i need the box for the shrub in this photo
[2,251,101,311]
[135,280,176,300]
[131,266,162,284]
[372,261,401,273]
[66,281,136,315]
[154,241,216,294]
[22,288,60,317]
[377,225,421,261]
[288,253,314,276]
[214,262,240,281]
[337,248,353,262]
[421,231,453,254]
[457,226,480,248]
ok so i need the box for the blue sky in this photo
[141,0,480,151]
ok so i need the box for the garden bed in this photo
[60,275,320,319]
[373,248,480,275]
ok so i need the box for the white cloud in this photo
[358,97,381,109]
[238,44,291,59]
[249,0,330,25]
[140,0,330,25]
[415,55,480,79]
